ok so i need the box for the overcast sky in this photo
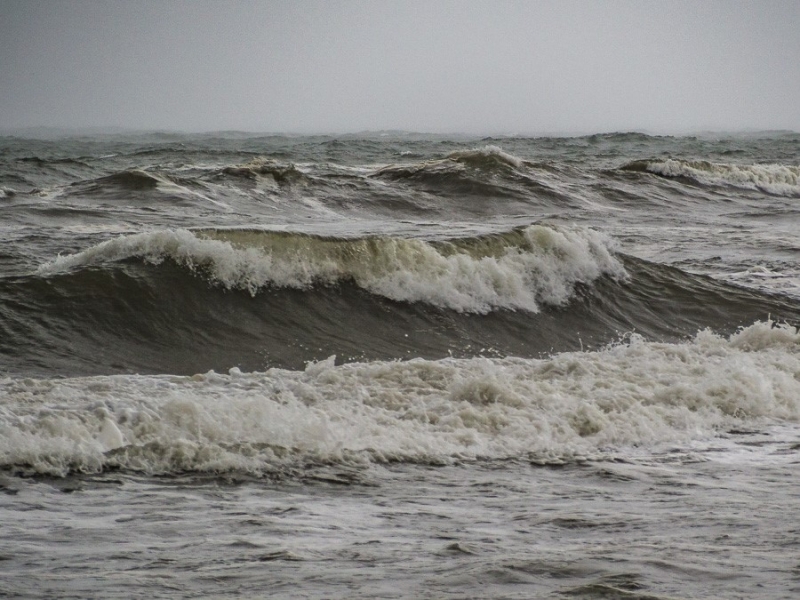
[2,0,799,135]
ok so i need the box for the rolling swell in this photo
[66,168,222,207]
[91,169,162,190]
[220,158,310,186]
[11,144,595,220]
[372,145,574,206]
[2,236,798,378]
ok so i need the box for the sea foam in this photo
[36,224,625,313]
[629,159,800,197]
[1,321,798,476]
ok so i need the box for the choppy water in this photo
[1,131,799,598]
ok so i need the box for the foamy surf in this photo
[35,224,625,313]
[624,159,800,196]
[2,321,797,476]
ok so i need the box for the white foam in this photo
[35,224,625,313]
[644,159,800,196]
[447,145,525,168]
[2,322,798,476]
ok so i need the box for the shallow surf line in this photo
[1,321,797,477]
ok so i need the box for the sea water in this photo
[1,131,799,598]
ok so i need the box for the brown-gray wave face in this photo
[1,228,797,377]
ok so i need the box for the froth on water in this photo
[2,321,797,478]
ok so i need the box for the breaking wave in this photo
[622,159,800,196]
[2,321,798,476]
[36,225,625,314]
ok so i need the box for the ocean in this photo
[1,131,799,599]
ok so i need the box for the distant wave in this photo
[69,168,230,208]
[377,145,527,178]
[622,159,800,196]
[220,158,310,186]
[445,145,525,169]
[1,321,798,477]
[36,225,625,314]
[16,156,91,167]
[372,145,572,204]
[92,169,161,190]
[585,131,666,144]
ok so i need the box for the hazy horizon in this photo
[3,0,800,135]
[3,124,799,140]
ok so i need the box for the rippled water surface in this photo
[3,426,799,599]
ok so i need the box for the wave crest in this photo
[374,145,526,181]
[220,158,309,186]
[93,169,162,190]
[36,225,625,313]
[622,159,800,196]
[445,145,525,170]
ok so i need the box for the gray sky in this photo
[2,0,799,134]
